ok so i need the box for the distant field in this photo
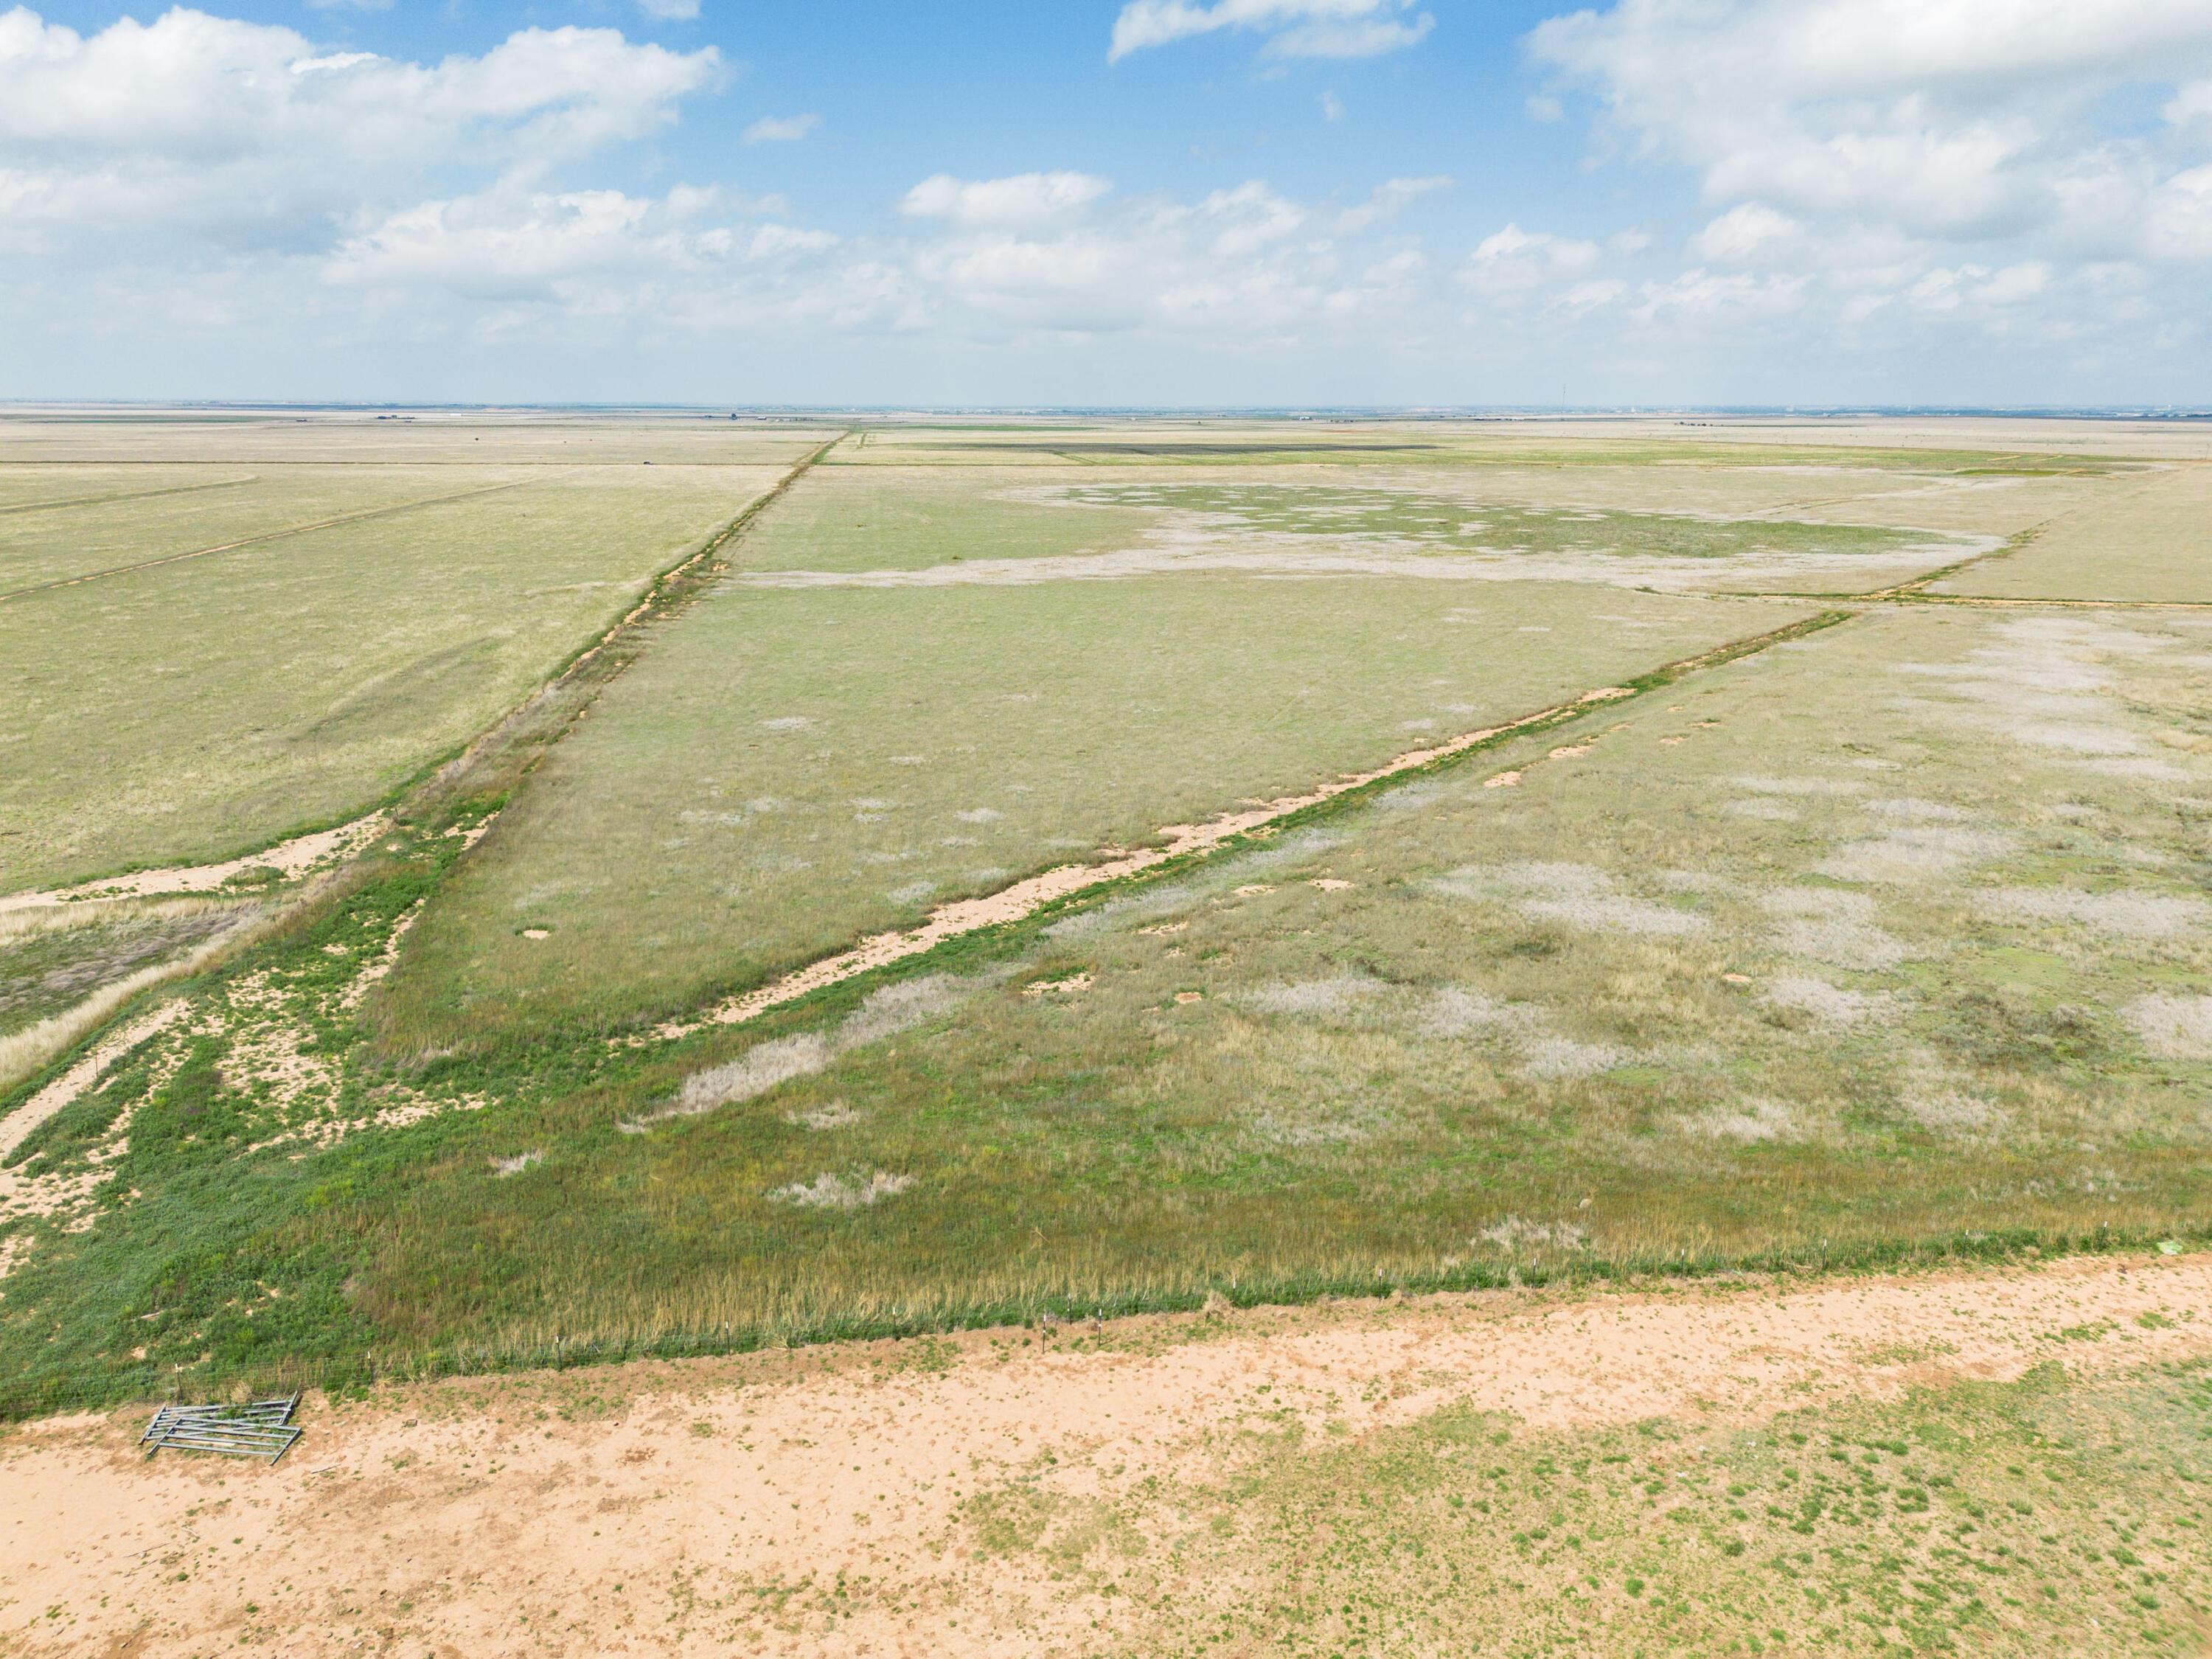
[0,462,796,891]
[1935,463,2212,602]
[0,467,526,594]
[0,411,2205,1425]
[0,411,829,467]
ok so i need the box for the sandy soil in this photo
[0,816,388,917]
[0,1002,184,1166]
[3,1251,2205,1657]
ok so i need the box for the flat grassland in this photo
[1,432,821,891]
[378,439,2092,1047]
[1,411,2209,1656]
[1935,461,2212,602]
[0,416,2203,1416]
[383,571,1802,1045]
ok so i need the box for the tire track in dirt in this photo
[0,473,555,603]
[0,474,259,518]
[2,1250,2203,1658]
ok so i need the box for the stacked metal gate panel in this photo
[141,1392,302,1463]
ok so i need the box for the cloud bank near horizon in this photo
[1,0,2208,402]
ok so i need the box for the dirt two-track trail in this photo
[2,1251,2206,1656]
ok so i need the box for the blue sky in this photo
[4,0,2211,404]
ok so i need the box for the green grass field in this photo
[379,571,1805,1048]
[0,462,796,891]
[1,412,2206,1455]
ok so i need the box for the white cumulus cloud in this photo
[1109,0,1433,63]
[1336,174,1451,232]
[1528,0,2212,253]
[1694,202,1804,263]
[742,112,818,144]
[0,7,721,247]
[901,170,1112,226]
[1462,223,1601,293]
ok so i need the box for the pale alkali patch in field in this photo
[785,1099,861,1130]
[1238,975,1385,1020]
[768,1169,913,1209]
[1979,886,2211,941]
[1899,1085,2008,1137]
[1813,824,2016,884]
[2127,994,2212,1060]
[1759,888,1911,970]
[640,975,973,1130]
[1673,1097,1804,1144]
[1517,1034,1634,1079]
[1762,975,1899,1029]
[1728,774,1865,799]
[1415,985,1633,1080]
[659,1034,832,1122]
[1475,1214,1589,1253]
[1888,616,2206,774]
[1430,861,1708,938]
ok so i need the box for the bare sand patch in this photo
[0,999,187,1226]
[5,1253,2203,1658]
[0,812,386,915]
[1023,971,1093,998]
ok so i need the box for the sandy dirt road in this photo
[2,1251,2207,1657]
